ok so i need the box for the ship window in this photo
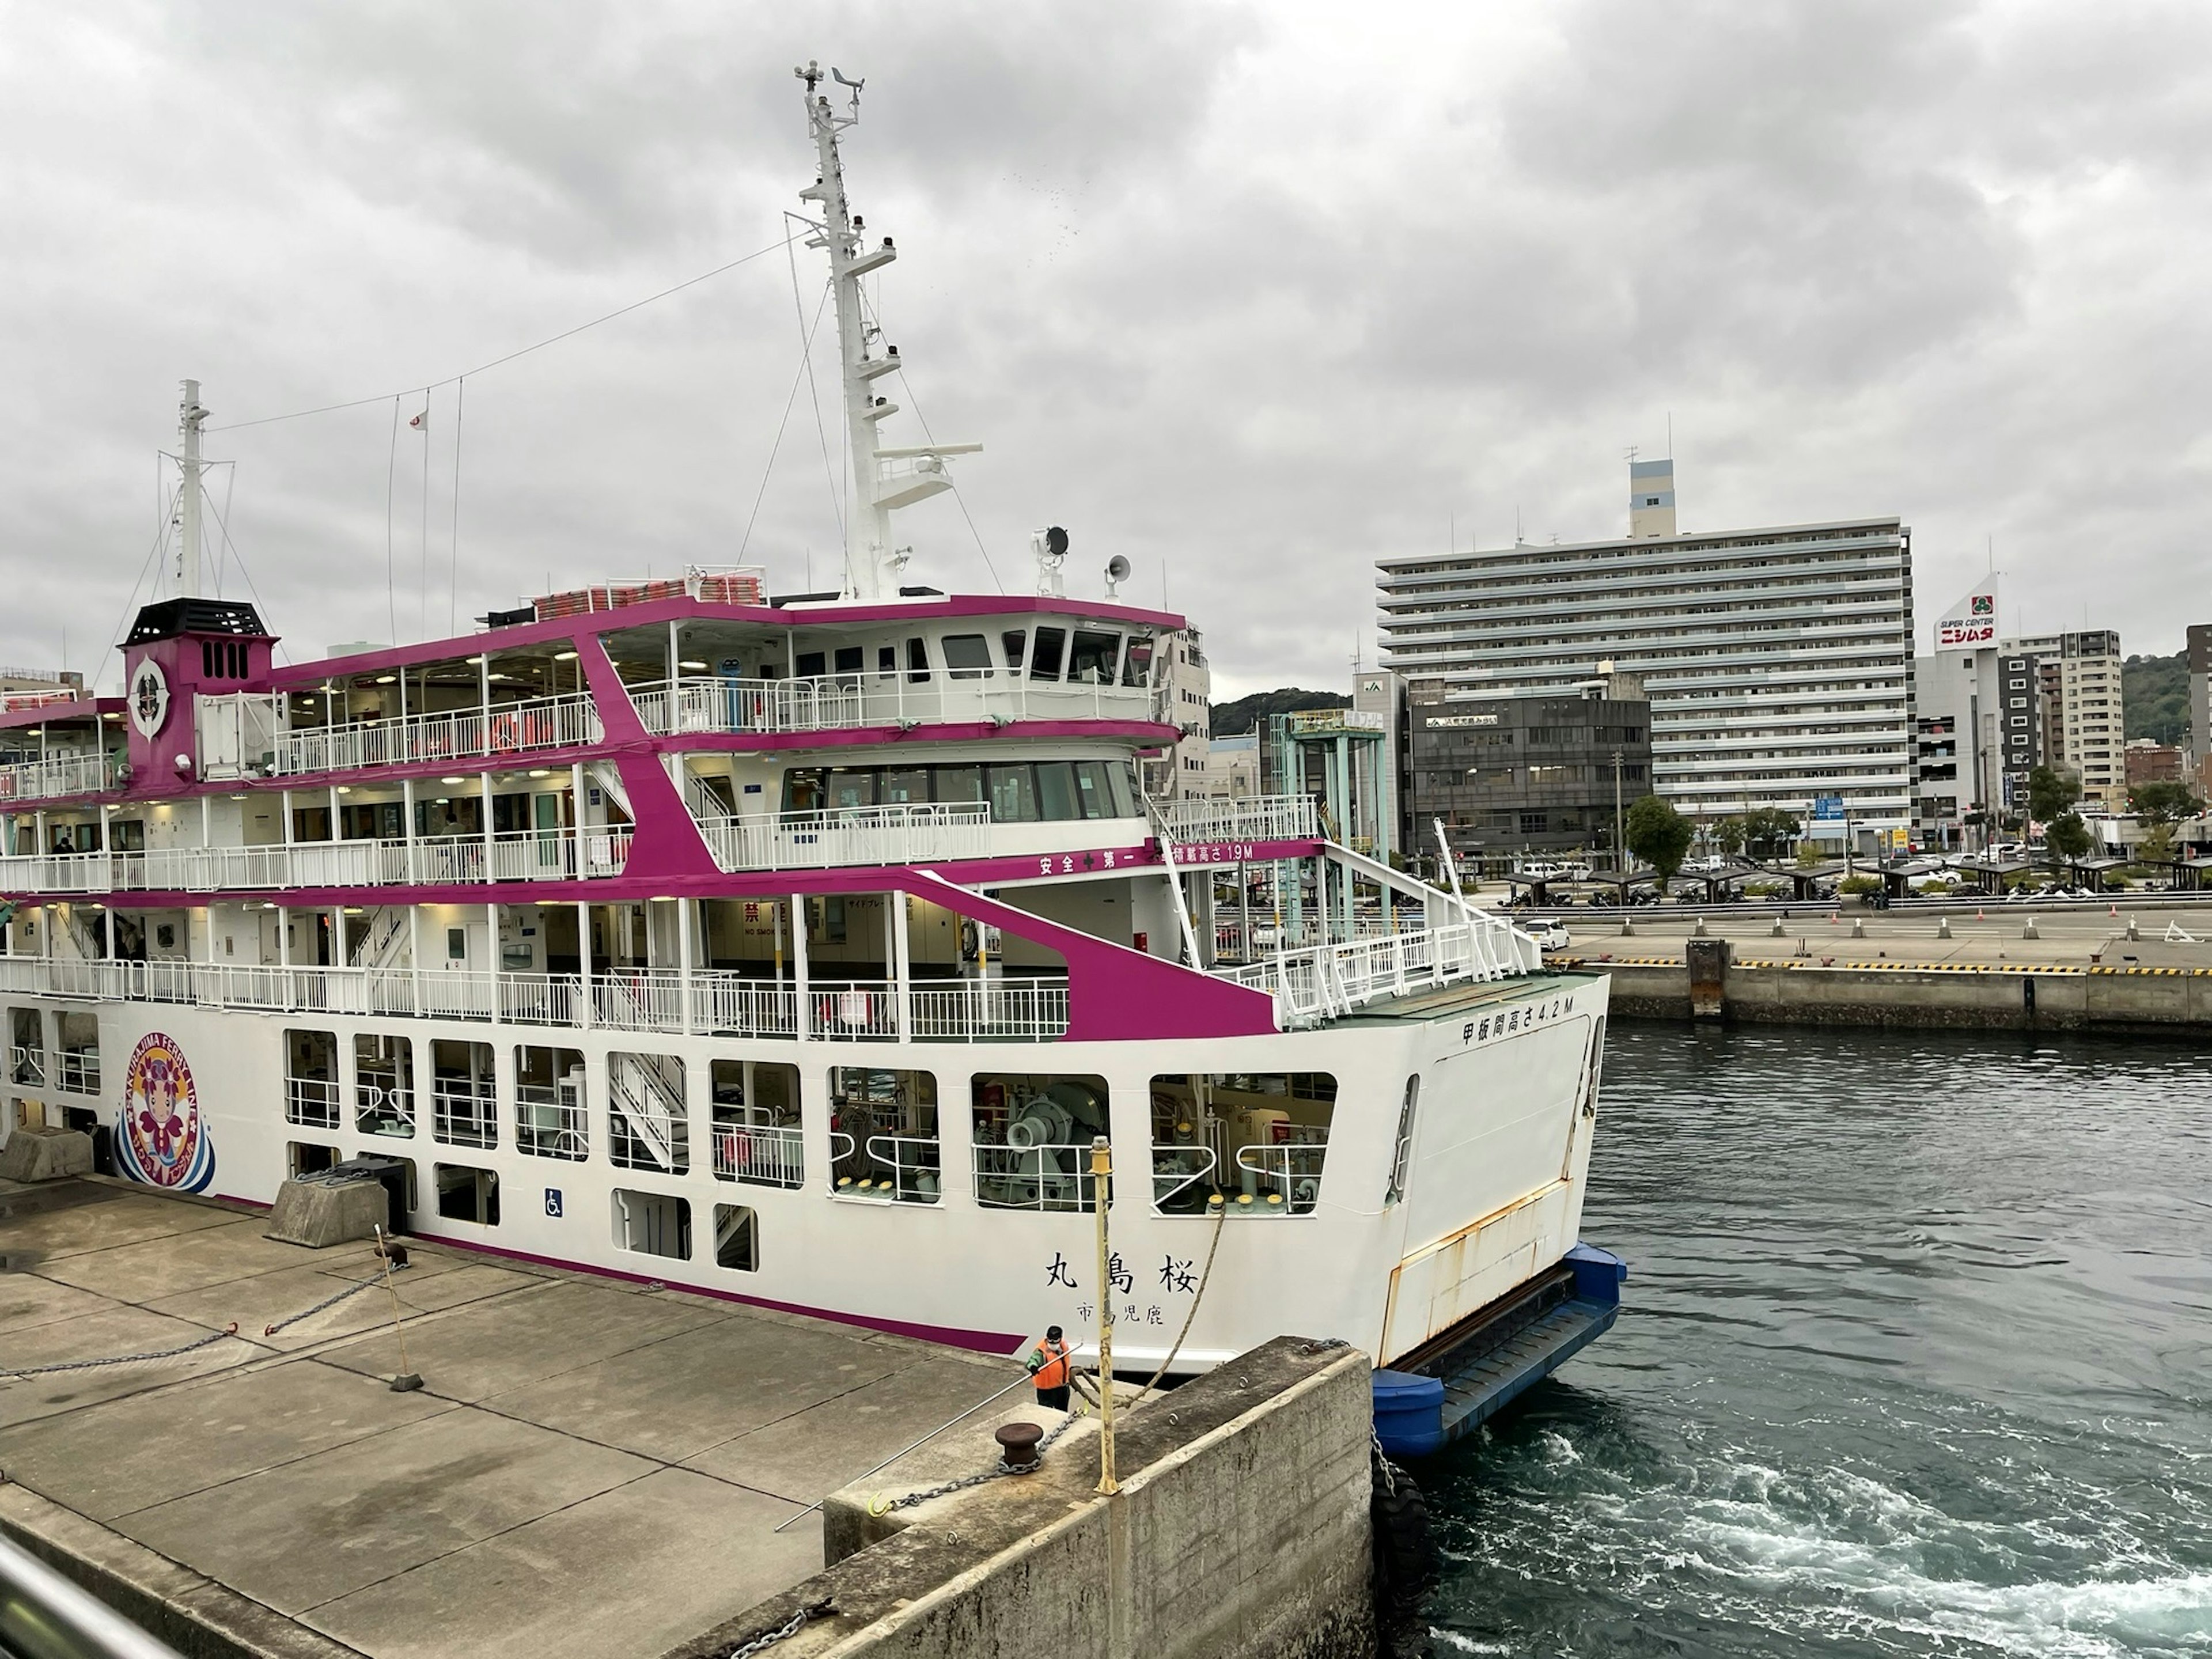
[834,646,865,675]
[987,763,1039,823]
[711,1059,802,1190]
[829,1066,939,1204]
[284,1029,340,1130]
[1069,631,1120,685]
[608,1052,688,1174]
[612,1190,690,1260]
[1035,761,1080,821]
[1030,627,1066,680]
[430,1040,498,1149]
[446,927,467,961]
[1072,760,1119,819]
[1149,1073,1335,1217]
[355,1033,415,1139]
[288,1142,338,1179]
[906,637,931,684]
[434,1162,500,1226]
[514,1046,586,1161]
[796,651,827,678]
[54,1012,98,1096]
[1111,762,1139,817]
[1122,638,1152,688]
[825,768,876,810]
[877,645,897,678]
[942,634,994,679]
[934,764,984,805]
[1001,630,1027,671]
[971,1073,1109,1212]
[713,1204,760,1271]
[878,767,929,805]
[110,819,145,853]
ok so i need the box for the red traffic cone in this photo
[2109,903,2118,918]
[1976,907,1985,921]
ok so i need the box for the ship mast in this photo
[176,379,209,599]
[795,62,976,600]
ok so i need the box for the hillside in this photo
[1209,687,1351,737]
[2124,649,2188,745]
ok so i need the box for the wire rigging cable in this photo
[737,285,835,564]
[210,232,804,433]
[784,218,846,546]
[384,396,402,644]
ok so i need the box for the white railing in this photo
[861,1132,942,1204]
[0,751,119,804]
[0,829,631,897]
[275,693,602,777]
[54,1047,100,1095]
[972,1142,1099,1212]
[0,956,1067,1043]
[713,1116,804,1189]
[696,804,991,873]
[909,980,1069,1040]
[514,1083,588,1161]
[1217,916,1539,1028]
[1161,793,1321,845]
[355,1078,415,1138]
[1233,1142,1328,1215]
[431,1078,498,1148]
[285,1075,343,1129]
[632,673,1166,738]
[9,1043,43,1085]
[1151,1143,1219,1214]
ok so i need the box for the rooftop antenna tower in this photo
[175,380,210,598]
[794,60,979,601]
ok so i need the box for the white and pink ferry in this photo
[0,67,1611,1382]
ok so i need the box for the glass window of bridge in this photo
[1122,638,1152,688]
[1035,761,1080,821]
[283,1029,340,1130]
[608,1052,689,1175]
[1071,760,1122,819]
[971,1074,1109,1212]
[1148,1073,1336,1218]
[1069,631,1120,685]
[906,637,931,684]
[879,768,930,806]
[355,1034,414,1138]
[1001,630,1027,672]
[943,634,993,679]
[987,764,1039,823]
[514,1046,586,1161]
[711,1059,802,1190]
[1029,627,1065,680]
[828,1066,940,1203]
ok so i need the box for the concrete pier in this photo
[0,1175,1024,1659]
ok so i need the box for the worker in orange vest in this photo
[1026,1324,1072,1411]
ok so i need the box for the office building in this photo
[2126,739,2183,787]
[1407,671,1652,861]
[1377,463,1915,838]
[1912,584,2043,842]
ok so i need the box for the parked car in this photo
[1522,917,1572,951]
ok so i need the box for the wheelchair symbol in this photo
[545,1188,563,1218]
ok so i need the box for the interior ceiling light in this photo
[680,660,709,671]
[441,776,467,785]
[528,769,552,779]
[374,675,397,684]
[554,650,579,662]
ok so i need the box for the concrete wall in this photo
[664,1339,1376,1659]
[1601,959,2212,1034]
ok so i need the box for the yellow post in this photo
[1090,1134,1119,1495]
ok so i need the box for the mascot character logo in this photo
[115,1032,214,1192]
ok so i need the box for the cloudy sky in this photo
[6,1,2209,698]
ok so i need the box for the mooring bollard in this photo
[1938,916,1952,940]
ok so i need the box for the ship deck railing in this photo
[0,750,122,804]
[631,672,1167,738]
[1215,916,1538,1028]
[0,956,1070,1042]
[274,692,603,778]
[0,828,634,896]
[695,803,991,873]
[1157,794,1320,844]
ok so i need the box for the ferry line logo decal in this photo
[115,1031,214,1192]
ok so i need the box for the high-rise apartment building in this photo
[2004,630,2124,810]
[1144,627,1212,799]
[2187,623,2210,773]
[1376,465,1915,836]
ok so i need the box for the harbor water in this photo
[1429,1024,2212,1658]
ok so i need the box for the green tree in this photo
[2046,810,2093,866]
[2128,781,2205,824]
[1714,816,1746,857]
[1625,794,1694,889]
[2026,764,2078,823]
[1741,806,1803,863]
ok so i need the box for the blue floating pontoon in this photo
[1372,1243,1626,1460]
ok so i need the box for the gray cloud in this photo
[3,1,2207,699]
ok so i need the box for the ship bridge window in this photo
[355,1034,415,1139]
[711,1059,802,1190]
[942,634,994,679]
[608,1052,689,1174]
[987,763,1039,823]
[830,1066,939,1203]
[1149,1073,1335,1218]
[1029,627,1066,680]
[1001,630,1027,672]
[906,637,931,684]
[514,1046,586,1161]
[1068,631,1120,685]
[971,1073,1109,1212]
[284,1029,340,1130]
[1122,639,1152,688]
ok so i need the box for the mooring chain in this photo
[874,1408,1086,1514]
[263,1263,407,1336]
[713,1598,834,1659]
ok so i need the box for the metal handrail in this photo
[0,1529,184,1659]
